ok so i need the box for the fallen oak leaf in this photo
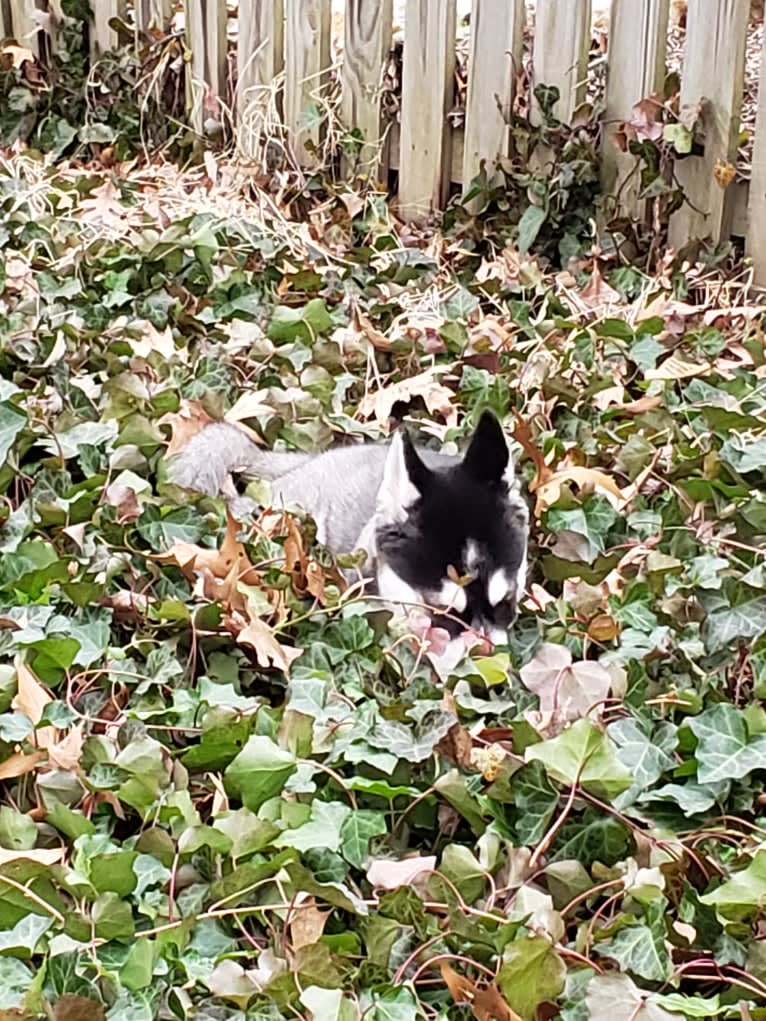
[358,367,457,429]
[233,615,303,674]
[159,399,214,457]
[439,962,522,1021]
[511,412,553,489]
[534,465,625,516]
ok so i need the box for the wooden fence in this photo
[2,1,766,284]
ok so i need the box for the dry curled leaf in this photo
[358,367,457,428]
[439,962,522,1021]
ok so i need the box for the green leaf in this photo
[0,913,52,958]
[525,719,633,800]
[0,402,26,467]
[703,599,766,651]
[701,849,766,919]
[274,800,351,853]
[340,810,387,869]
[513,761,559,845]
[687,704,766,784]
[517,205,547,254]
[497,935,566,1021]
[598,920,672,981]
[268,299,333,342]
[224,735,297,811]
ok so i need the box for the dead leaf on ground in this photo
[358,368,457,429]
[354,306,393,351]
[233,614,303,674]
[0,750,47,781]
[159,511,261,614]
[645,354,710,381]
[579,265,622,309]
[533,465,625,516]
[47,724,85,772]
[12,660,55,749]
[366,855,436,890]
[440,962,522,1021]
[160,400,214,457]
[520,643,612,728]
[287,896,329,950]
[511,413,553,489]
[103,482,141,524]
[54,994,106,1021]
[435,722,474,768]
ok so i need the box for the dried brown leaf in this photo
[439,962,522,1021]
[12,661,55,749]
[0,750,47,781]
[358,368,457,428]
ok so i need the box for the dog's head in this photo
[373,411,529,644]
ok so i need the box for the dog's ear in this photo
[462,411,511,484]
[376,429,431,523]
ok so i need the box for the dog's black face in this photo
[374,412,529,643]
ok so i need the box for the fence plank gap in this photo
[668,0,750,249]
[284,0,332,169]
[341,0,393,182]
[462,0,524,209]
[185,0,228,138]
[532,0,591,124]
[237,0,285,159]
[602,0,671,220]
[399,0,457,222]
[90,0,126,61]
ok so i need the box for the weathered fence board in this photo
[284,0,332,168]
[237,0,285,158]
[91,0,126,60]
[399,0,457,222]
[748,28,766,283]
[532,0,592,123]
[341,0,393,180]
[668,0,750,249]
[6,0,41,54]
[135,0,172,32]
[602,0,671,218]
[185,0,228,136]
[462,0,524,206]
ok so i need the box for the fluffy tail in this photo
[166,422,310,496]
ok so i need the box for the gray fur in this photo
[167,416,529,638]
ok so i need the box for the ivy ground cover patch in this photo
[0,153,766,1019]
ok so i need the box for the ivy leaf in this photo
[525,719,633,800]
[585,973,680,1020]
[608,718,677,807]
[497,935,566,1020]
[513,762,559,846]
[224,736,297,811]
[701,849,766,919]
[0,914,52,958]
[687,704,766,784]
[598,919,672,981]
[0,401,26,466]
[340,810,387,869]
[703,599,766,651]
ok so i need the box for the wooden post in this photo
[90,0,126,60]
[462,0,524,205]
[341,0,393,181]
[668,0,749,249]
[748,28,766,285]
[135,0,172,33]
[602,0,670,218]
[237,0,285,159]
[399,0,457,222]
[283,0,331,168]
[185,0,228,137]
[532,0,592,124]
